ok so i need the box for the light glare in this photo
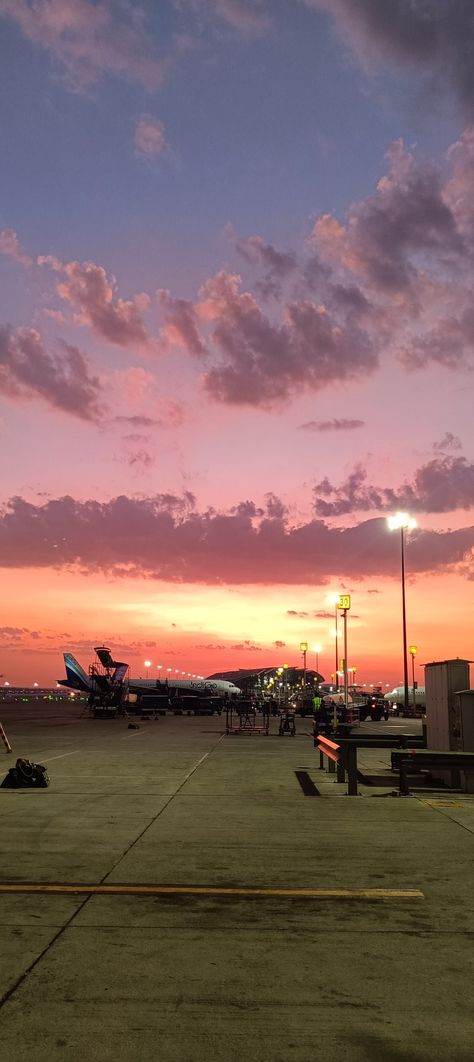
[387,512,417,531]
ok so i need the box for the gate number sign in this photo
[337,594,351,610]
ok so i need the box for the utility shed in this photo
[425,659,471,751]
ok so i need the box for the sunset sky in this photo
[1,0,474,687]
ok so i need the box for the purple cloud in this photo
[298,418,365,432]
[0,326,103,421]
[0,493,471,582]
[306,0,474,115]
[313,456,474,516]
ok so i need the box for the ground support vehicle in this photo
[358,694,389,723]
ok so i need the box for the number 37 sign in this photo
[337,594,351,610]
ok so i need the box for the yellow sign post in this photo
[337,596,351,718]
[337,594,351,611]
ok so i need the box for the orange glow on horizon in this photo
[0,566,472,688]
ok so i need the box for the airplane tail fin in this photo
[112,663,128,684]
[58,653,93,693]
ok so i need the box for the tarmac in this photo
[1,703,474,1062]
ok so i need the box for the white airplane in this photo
[384,686,426,709]
[58,647,241,702]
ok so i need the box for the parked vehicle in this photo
[358,694,389,722]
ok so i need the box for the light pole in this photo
[283,663,289,703]
[409,645,418,711]
[144,659,152,679]
[313,644,321,685]
[300,642,308,689]
[337,594,351,711]
[348,666,357,689]
[387,512,417,715]
[327,594,341,691]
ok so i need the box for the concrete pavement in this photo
[0,704,474,1061]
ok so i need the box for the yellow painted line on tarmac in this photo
[421,800,464,808]
[0,884,424,899]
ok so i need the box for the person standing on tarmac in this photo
[312,692,322,716]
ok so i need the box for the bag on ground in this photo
[1,758,50,789]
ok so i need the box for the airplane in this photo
[384,685,426,709]
[58,646,241,707]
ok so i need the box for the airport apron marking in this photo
[0,885,424,899]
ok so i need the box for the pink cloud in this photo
[184,0,269,34]
[213,0,269,33]
[0,228,32,267]
[134,116,167,159]
[0,0,166,90]
[114,367,157,401]
[56,260,151,348]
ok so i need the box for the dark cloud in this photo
[195,643,227,650]
[265,493,287,519]
[307,0,474,116]
[287,610,309,617]
[114,415,168,428]
[158,290,206,357]
[198,272,377,407]
[298,418,365,432]
[0,626,28,639]
[0,493,469,583]
[152,132,474,402]
[230,500,263,518]
[0,326,103,421]
[313,456,474,516]
[230,642,262,651]
[234,234,297,298]
[315,140,462,296]
[434,433,462,452]
[274,640,286,648]
[125,449,155,471]
[313,610,334,619]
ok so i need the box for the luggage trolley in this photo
[226,700,269,735]
[278,708,296,736]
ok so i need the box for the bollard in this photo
[346,743,358,796]
[0,723,12,754]
[399,761,410,796]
